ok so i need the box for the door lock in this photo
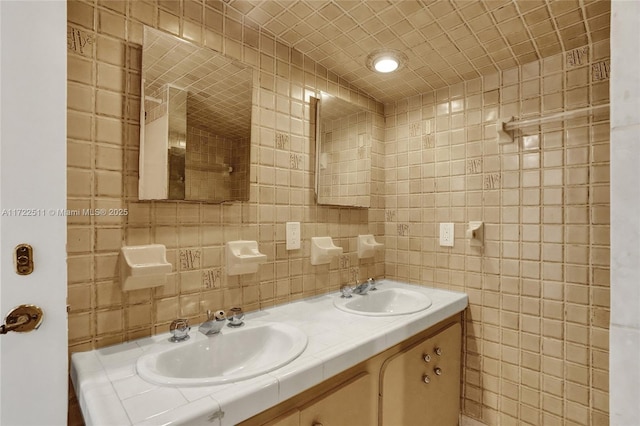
[15,244,34,275]
[0,305,43,334]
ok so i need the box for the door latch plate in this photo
[15,244,33,275]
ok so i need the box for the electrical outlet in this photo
[439,223,454,247]
[286,222,301,250]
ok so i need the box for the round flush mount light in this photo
[366,49,407,74]
[374,57,398,73]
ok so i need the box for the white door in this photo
[0,1,67,424]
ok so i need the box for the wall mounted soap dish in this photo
[226,240,267,275]
[120,244,172,291]
[311,236,343,265]
[357,234,384,259]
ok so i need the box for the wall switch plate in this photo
[439,223,454,247]
[286,222,301,250]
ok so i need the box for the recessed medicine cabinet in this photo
[314,92,372,208]
[139,27,253,203]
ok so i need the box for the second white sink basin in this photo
[334,287,432,316]
[137,322,307,386]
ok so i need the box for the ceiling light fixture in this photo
[366,49,407,74]
[374,57,398,73]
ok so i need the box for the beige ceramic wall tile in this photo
[67,0,384,353]
[384,40,610,425]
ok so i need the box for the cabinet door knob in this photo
[423,353,431,362]
[312,423,324,426]
[434,367,442,376]
[422,374,431,384]
[434,346,442,356]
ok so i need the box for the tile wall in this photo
[66,0,384,354]
[67,1,610,425]
[383,42,610,425]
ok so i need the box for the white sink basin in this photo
[334,287,432,316]
[137,322,307,386]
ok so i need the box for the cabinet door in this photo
[262,409,300,426]
[380,322,462,426]
[299,372,374,426]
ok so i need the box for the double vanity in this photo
[71,281,468,425]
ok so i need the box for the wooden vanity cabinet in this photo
[262,410,300,426]
[238,315,462,426]
[299,372,374,426]
[380,321,461,426]
[253,371,377,426]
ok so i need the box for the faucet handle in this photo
[367,277,377,291]
[228,307,244,327]
[340,285,353,298]
[169,318,190,342]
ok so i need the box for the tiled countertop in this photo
[71,280,468,426]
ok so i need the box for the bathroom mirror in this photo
[315,92,372,208]
[139,27,253,203]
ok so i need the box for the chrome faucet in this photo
[353,277,375,295]
[198,310,226,336]
[341,278,376,297]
